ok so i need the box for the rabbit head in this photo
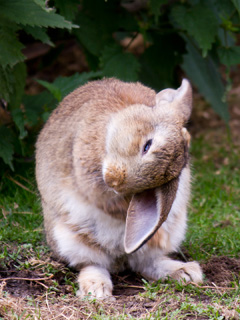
[102,79,192,254]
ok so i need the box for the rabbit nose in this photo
[104,165,126,189]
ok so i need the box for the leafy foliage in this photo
[1,0,240,169]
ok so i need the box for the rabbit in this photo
[36,77,202,300]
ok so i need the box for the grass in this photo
[186,136,240,260]
[0,130,240,319]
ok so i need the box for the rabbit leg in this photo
[129,253,202,283]
[77,265,114,300]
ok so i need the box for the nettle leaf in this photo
[23,91,54,126]
[232,0,240,14]
[0,0,77,29]
[139,33,185,90]
[11,109,28,140]
[23,26,53,46]
[74,13,113,56]
[54,0,79,21]
[9,63,27,109]
[0,125,15,170]
[0,63,26,104]
[218,46,240,66]
[0,26,25,68]
[149,0,168,23]
[37,71,102,105]
[100,44,140,81]
[52,71,102,98]
[0,65,14,102]
[171,4,219,56]
[37,80,62,102]
[182,41,229,122]
[215,0,236,17]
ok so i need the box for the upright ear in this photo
[124,178,179,254]
[156,79,192,124]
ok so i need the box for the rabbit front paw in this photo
[77,265,114,300]
[170,261,202,283]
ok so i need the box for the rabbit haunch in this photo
[36,78,202,300]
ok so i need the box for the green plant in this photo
[1,0,240,170]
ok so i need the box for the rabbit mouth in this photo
[124,178,179,254]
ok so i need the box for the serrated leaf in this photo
[232,0,240,14]
[11,109,28,139]
[74,14,113,56]
[0,65,14,102]
[0,125,15,170]
[23,26,53,46]
[182,41,229,122]
[24,71,102,124]
[149,0,168,23]
[0,26,25,68]
[0,63,26,105]
[37,80,62,101]
[36,71,102,106]
[139,33,185,90]
[171,4,219,56]
[54,0,79,21]
[100,44,140,81]
[0,0,77,29]
[9,63,27,108]
[52,71,102,98]
[23,91,54,126]
[218,46,240,66]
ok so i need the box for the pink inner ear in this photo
[124,189,160,254]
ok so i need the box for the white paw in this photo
[77,265,114,300]
[170,261,202,283]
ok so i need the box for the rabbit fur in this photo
[36,78,202,299]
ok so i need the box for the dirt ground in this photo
[1,253,240,319]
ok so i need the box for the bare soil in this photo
[1,254,240,319]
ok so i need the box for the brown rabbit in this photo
[36,78,202,299]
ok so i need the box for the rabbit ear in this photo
[124,178,179,254]
[156,79,192,124]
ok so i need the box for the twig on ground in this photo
[0,274,54,286]
[189,281,237,291]
[16,174,34,187]
[115,284,144,290]
[6,175,36,195]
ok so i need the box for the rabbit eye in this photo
[143,139,152,154]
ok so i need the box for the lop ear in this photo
[124,178,179,254]
[156,79,192,124]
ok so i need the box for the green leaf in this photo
[149,0,168,23]
[74,14,113,56]
[23,26,53,46]
[0,126,15,170]
[11,109,28,140]
[9,63,27,109]
[52,71,102,98]
[53,0,79,21]
[0,25,25,68]
[37,80,62,102]
[231,0,240,14]
[0,63,26,105]
[36,71,102,105]
[139,33,185,90]
[171,4,219,56]
[182,41,229,122]
[0,65,14,102]
[0,0,77,29]
[100,44,140,81]
[23,91,55,126]
[218,46,240,66]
